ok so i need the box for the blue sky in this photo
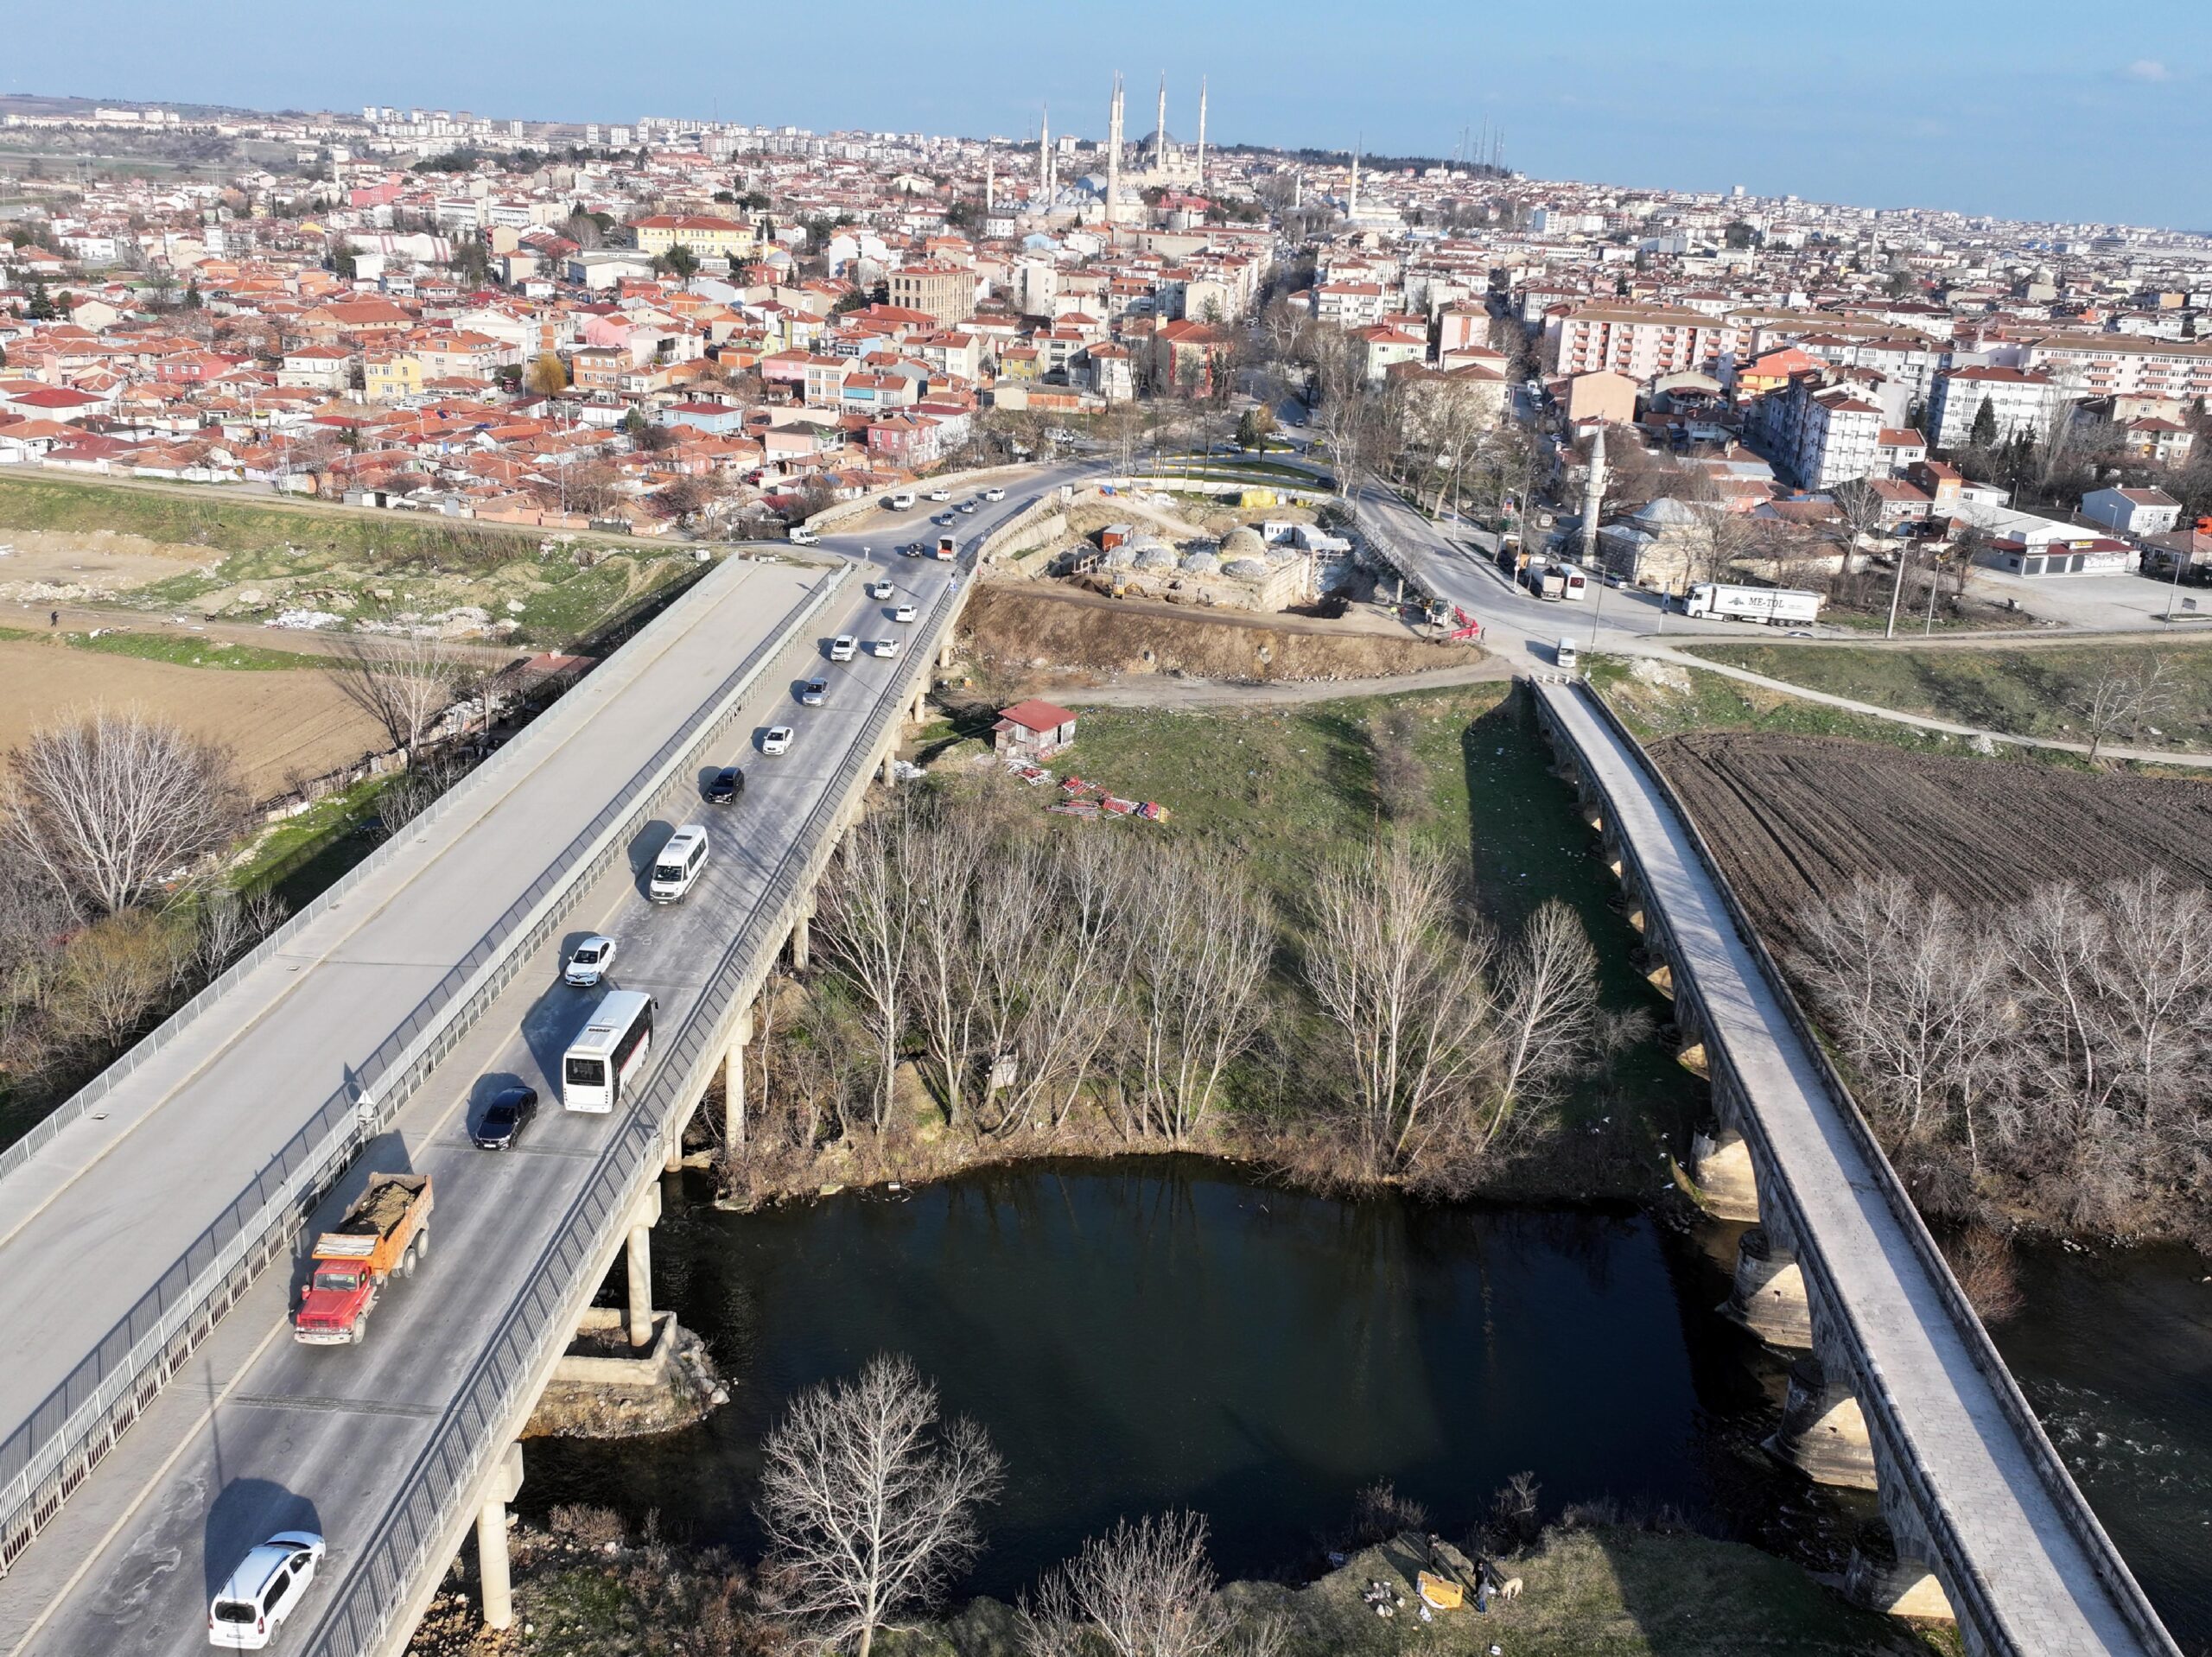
[8,0,2209,228]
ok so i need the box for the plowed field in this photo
[1649,733,2212,955]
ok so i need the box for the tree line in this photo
[1795,870,2212,1245]
[756,784,1604,1195]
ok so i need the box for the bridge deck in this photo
[1538,681,2164,1657]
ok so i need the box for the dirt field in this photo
[1650,732,2212,955]
[0,638,387,797]
[0,526,217,609]
[964,582,1476,685]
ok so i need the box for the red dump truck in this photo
[292,1173,433,1346]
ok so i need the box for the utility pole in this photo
[1884,538,1908,638]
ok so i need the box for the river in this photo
[524,1157,1860,1599]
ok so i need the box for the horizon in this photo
[5,0,2208,231]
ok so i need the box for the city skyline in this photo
[6,0,2210,230]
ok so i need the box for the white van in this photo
[888,491,916,510]
[787,525,819,546]
[1555,638,1579,670]
[649,824,709,903]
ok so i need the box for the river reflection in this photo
[525,1158,1841,1597]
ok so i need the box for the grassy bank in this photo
[1679,638,2212,751]
[1586,653,2096,768]
[404,1521,1947,1657]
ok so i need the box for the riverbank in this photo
[403,1514,1952,1657]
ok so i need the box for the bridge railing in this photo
[0,561,849,1573]
[1551,679,2178,1657]
[302,552,972,1657]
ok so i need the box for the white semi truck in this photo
[1682,582,1822,625]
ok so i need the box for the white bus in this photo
[649,825,709,904]
[1554,564,1589,601]
[563,989,657,1113]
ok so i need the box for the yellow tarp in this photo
[1417,1571,1464,1610]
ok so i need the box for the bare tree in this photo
[757,1353,1003,1657]
[1116,862,1274,1143]
[3,710,250,917]
[1022,1509,1286,1657]
[1301,838,1499,1176]
[2081,654,2180,761]
[814,805,918,1131]
[47,911,188,1050]
[326,630,469,753]
[1491,899,1600,1125]
[189,884,289,980]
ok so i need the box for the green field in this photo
[1680,639,2212,751]
[1586,653,2097,768]
[62,630,325,671]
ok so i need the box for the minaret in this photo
[1039,105,1049,194]
[1105,73,1123,227]
[1347,138,1361,222]
[985,150,995,216]
[1580,424,1608,565]
[1195,77,1206,187]
[1154,73,1168,171]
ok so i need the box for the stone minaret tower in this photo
[1106,74,1124,226]
[1580,424,1608,565]
[1347,138,1361,221]
[1195,77,1207,187]
[1038,106,1049,195]
[1154,73,1168,171]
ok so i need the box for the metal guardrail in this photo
[301,553,970,1657]
[0,562,850,1573]
[1549,679,2178,1657]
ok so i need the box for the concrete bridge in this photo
[0,479,1078,1657]
[1532,677,2178,1657]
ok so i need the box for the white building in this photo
[2081,486,2182,539]
[1926,365,2060,449]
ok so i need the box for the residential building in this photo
[631,213,759,260]
[1926,365,2060,449]
[887,262,976,327]
[1548,302,1728,383]
[2081,486,2182,539]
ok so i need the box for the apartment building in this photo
[1751,372,1884,489]
[631,213,760,260]
[1548,303,1729,382]
[887,262,977,327]
[2024,333,2212,403]
[1926,365,2060,448]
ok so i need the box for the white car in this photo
[927,487,952,502]
[983,486,1006,502]
[209,1531,325,1649]
[830,634,857,662]
[564,935,617,987]
[763,726,794,755]
[867,580,894,600]
[869,638,900,659]
[893,603,918,624]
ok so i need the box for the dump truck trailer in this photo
[292,1173,433,1346]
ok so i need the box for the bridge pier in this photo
[724,1005,753,1152]
[1768,1357,1878,1489]
[1724,1225,1812,1348]
[626,1184,661,1349]
[476,1442,524,1630]
[788,899,813,973]
[1690,1127,1761,1221]
[909,688,928,727]
[1847,1523,1956,1623]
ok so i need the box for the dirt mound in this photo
[1652,731,2212,955]
[963,583,1471,684]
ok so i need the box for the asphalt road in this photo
[0,474,1085,1657]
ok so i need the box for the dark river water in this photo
[525,1158,2211,1647]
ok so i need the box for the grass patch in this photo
[1585,654,2097,770]
[886,1528,1945,1657]
[61,630,324,671]
[230,777,393,909]
[1679,638,2212,751]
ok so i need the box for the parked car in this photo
[801,678,827,706]
[705,766,743,806]
[893,603,918,624]
[763,726,794,755]
[473,1084,540,1149]
[564,935,619,987]
[208,1532,325,1649]
[867,579,894,600]
[830,634,857,662]
[869,638,900,659]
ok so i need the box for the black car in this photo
[707,766,745,805]
[473,1084,539,1149]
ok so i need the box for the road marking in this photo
[232,1394,440,1419]
[0,1313,290,1657]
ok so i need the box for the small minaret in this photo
[1154,73,1168,171]
[1195,77,1207,187]
[985,150,995,216]
[1105,73,1123,227]
[1347,138,1361,222]
[1580,424,1608,565]
[1039,106,1049,194]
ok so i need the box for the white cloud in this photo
[2126,59,2172,82]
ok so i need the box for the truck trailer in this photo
[1682,582,1822,625]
